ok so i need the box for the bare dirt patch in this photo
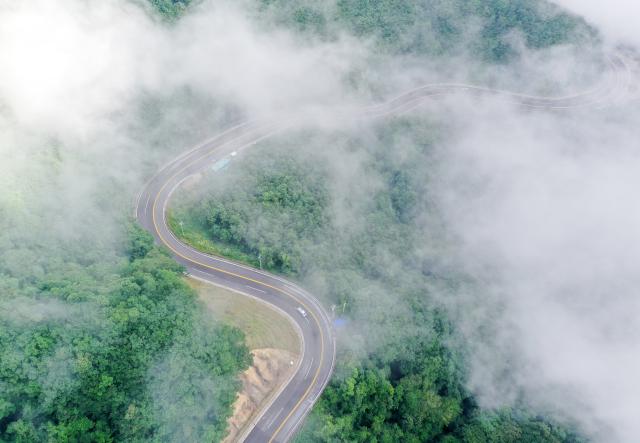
[224,348,298,443]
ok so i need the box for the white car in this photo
[296,307,307,318]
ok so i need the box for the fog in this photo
[433,100,640,442]
[1,0,639,441]
[431,7,640,443]
[0,0,357,134]
[553,0,640,47]
[0,0,362,243]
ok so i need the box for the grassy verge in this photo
[189,279,301,354]
[168,204,302,352]
[167,209,262,269]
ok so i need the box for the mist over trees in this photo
[165,1,617,442]
[0,224,250,441]
[171,111,589,442]
[249,0,596,62]
[1,0,634,442]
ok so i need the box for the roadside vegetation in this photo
[191,279,300,353]
[170,152,330,276]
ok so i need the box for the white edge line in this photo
[265,408,285,430]
[245,284,266,294]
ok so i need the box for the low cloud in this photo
[434,95,640,442]
[552,0,640,47]
[0,0,362,138]
[0,0,364,242]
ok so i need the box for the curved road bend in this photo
[136,51,632,443]
[136,121,334,443]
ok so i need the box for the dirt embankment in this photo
[224,348,298,443]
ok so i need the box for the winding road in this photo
[135,50,634,442]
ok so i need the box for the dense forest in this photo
[260,0,593,61]
[0,221,250,441]
[152,0,594,62]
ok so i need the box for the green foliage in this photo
[303,327,465,442]
[149,322,250,442]
[148,0,190,19]
[125,222,156,261]
[172,152,330,275]
[336,0,416,46]
[471,0,581,61]
[460,410,584,443]
[257,1,331,36]
[389,170,417,223]
[0,224,251,442]
[252,0,594,62]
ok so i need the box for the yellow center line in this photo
[148,128,327,442]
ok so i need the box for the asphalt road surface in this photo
[136,50,632,443]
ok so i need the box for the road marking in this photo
[144,193,151,216]
[245,284,266,293]
[304,358,314,378]
[265,408,284,429]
